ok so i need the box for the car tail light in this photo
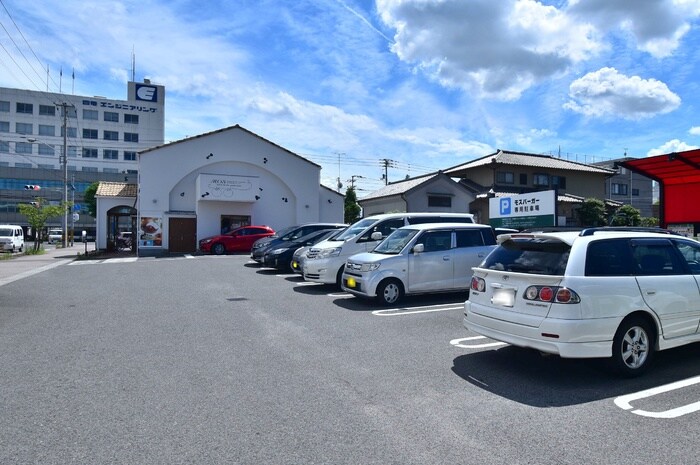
[471,276,485,292]
[524,285,580,304]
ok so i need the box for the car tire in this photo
[211,243,226,255]
[611,315,655,377]
[335,265,345,289]
[376,279,403,306]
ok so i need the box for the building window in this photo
[82,166,98,172]
[83,128,98,139]
[103,149,118,160]
[0,121,8,132]
[38,144,55,155]
[104,111,119,122]
[428,195,452,207]
[82,148,98,158]
[533,173,549,187]
[0,101,9,112]
[83,109,98,120]
[16,122,33,135]
[611,183,628,195]
[15,162,32,168]
[103,168,119,173]
[103,130,119,141]
[519,173,527,185]
[124,132,139,142]
[551,175,566,189]
[16,142,33,154]
[68,146,78,158]
[632,188,639,196]
[37,163,55,169]
[61,126,78,138]
[64,107,77,118]
[124,150,137,161]
[39,105,55,116]
[0,141,8,152]
[38,124,55,136]
[496,171,514,184]
[16,102,33,114]
[124,113,139,124]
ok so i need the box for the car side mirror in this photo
[413,243,424,254]
[370,232,383,241]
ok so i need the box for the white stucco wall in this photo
[138,126,342,252]
[404,177,475,212]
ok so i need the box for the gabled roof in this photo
[139,124,321,169]
[360,172,467,202]
[96,182,137,198]
[444,149,614,177]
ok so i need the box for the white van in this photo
[302,212,474,286]
[342,223,496,305]
[0,225,25,252]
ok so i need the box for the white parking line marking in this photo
[296,282,324,286]
[328,292,352,297]
[372,305,463,316]
[614,375,700,418]
[103,257,139,263]
[450,336,508,349]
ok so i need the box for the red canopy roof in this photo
[619,149,700,227]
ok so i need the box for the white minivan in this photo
[0,225,25,252]
[302,212,474,287]
[342,223,497,305]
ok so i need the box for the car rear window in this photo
[482,237,570,275]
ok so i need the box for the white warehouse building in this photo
[96,125,344,255]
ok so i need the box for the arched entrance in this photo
[107,205,137,252]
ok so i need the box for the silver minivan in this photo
[341,223,496,305]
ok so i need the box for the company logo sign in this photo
[135,84,158,102]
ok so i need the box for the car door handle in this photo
[443,256,450,261]
[646,290,656,295]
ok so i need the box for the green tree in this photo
[575,198,607,227]
[344,186,361,224]
[83,181,99,217]
[609,204,642,226]
[18,198,67,251]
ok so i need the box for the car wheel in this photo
[376,279,403,306]
[211,243,226,255]
[335,265,345,288]
[611,315,654,377]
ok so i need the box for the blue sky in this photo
[2,0,700,195]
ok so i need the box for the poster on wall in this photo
[139,217,162,247]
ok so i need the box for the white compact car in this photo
[0,224,24,252]
[464,227,700,376]
[342,223,496,305]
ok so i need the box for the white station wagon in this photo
[464,227,700,376]
[342,223,496,305]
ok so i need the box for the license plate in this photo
[492,288,515,307]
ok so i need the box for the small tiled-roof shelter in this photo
[95,182,138,251]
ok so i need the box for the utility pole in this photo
[56,101,74,248]
[380,159,396,186]
[347,175,364,189]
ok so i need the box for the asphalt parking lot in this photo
[2,253,700,464]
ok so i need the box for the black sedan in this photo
[261,229,343,272]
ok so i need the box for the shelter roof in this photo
[96,182,137,198]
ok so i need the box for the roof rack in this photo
[579,227,679,237]
[520,227,583,233]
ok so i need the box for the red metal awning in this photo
[619,149,700,227]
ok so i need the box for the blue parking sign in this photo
[500,198,511,215]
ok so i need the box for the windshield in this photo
[332,218,376,241]
[0,228,12,236]
[373,229,419,254]
[266,225,297,239]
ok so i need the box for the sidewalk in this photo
[0,242,93,287]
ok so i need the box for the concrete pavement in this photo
[0,242,95,287]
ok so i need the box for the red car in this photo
[199,225,275,254]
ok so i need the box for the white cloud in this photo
[647,139,698,156]
[376,0,601,101]
[514,128,556,147]
[564,67,681,119]
[689,126,700,136]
